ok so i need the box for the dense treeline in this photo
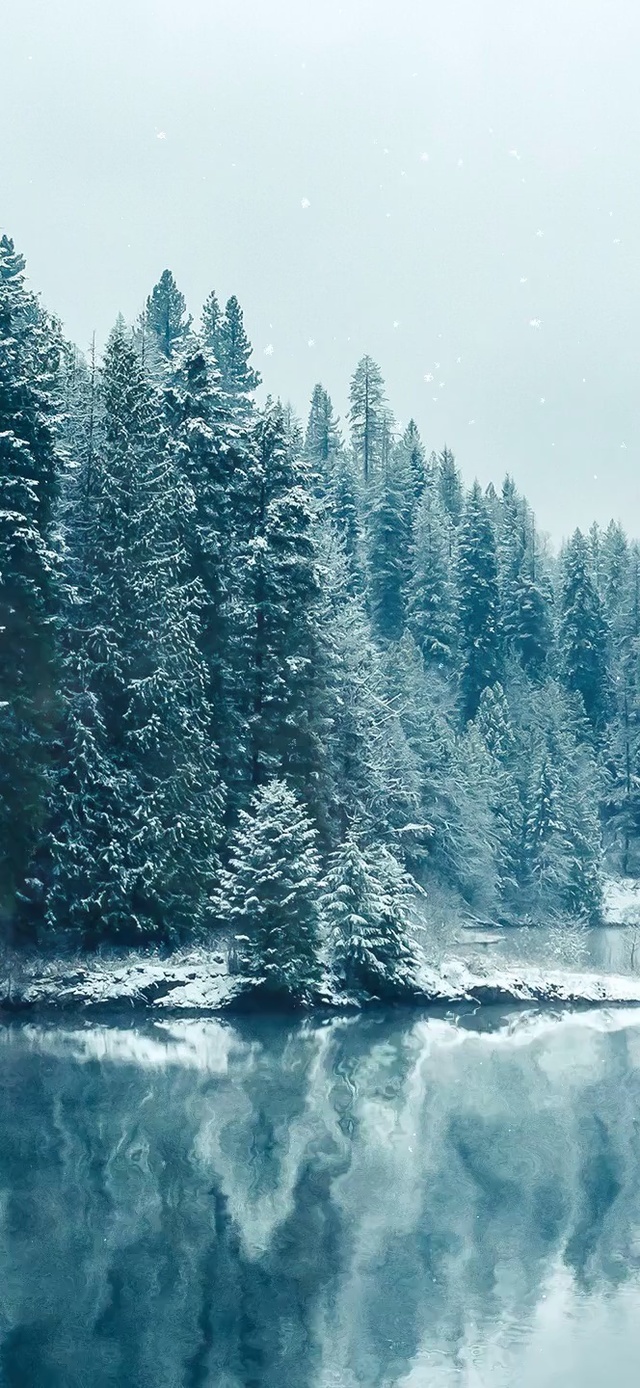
[1,233,639,993]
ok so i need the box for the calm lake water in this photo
[2,1007,640,1387]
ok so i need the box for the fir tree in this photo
[408,480,458,666]
[217,295,260,404]
[240,402,328,827]
[366,442,414,642]
[304,383,341,498]
[437,446,464,526]
[201,289,223,362]
[559,529,610,729]
[0,234,62,935]
[144,269,192,360]
[163,341,246,817]
[47,328,223,944]
[220,779,323,1000]
[349,355,388,484]
[457,481,503,721]
[323,834,420,998]
[397,419,427,499]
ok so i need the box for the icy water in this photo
[3,1010,640,1387]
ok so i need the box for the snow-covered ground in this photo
[3,943,640,1015]
[602,876,640,925]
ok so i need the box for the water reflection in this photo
[2,1009,640,1386]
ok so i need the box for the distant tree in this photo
[201,289,224,362]
[408,480,458,667]
[457,482,503,721]
[349,355,388,484]
[559,529,610,729]
[217,295,261,405]
[304,383,342,497]
[396,419,427,499]
[366,444,414,642]
[144,269,192,360]
[437,446,464,526]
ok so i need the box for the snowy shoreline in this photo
[4,949,640,1017]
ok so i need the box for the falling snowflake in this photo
[457,158,464,167]
[529,318,542,329]
[156,131,167,140]
[434,361,441,368]
[420,152,430,162]
[393,320,400,329]
[301,198,311,209]
[613,237,621,244]
[535,229,544,238]
[456,356,462,363]
[424,372,434,383]
[520,276,528,284]
[509,149,521,160]
[439,381,445,388]
[307,338,315,348]
[540,397,545,404]
[468,418,476,425]
[264,344,274,356]
[621,442,628,449]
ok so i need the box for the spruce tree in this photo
[201,289,224,362]
[163,340,246,805]
[349,355,388,484]
[559,529,610,729]
[0,234,62,935]
[220,779,323,1000]
[47,327,223,945]
[323,834,420,998]
[304,383,341,497]
[217,295,260,405]
[397,419,427,499]
[437,446,464,526]
[366,442,415,642]
[457,482,503,721]
[408,479,458,666]
[144,269,192,361]
[239,401,328,828]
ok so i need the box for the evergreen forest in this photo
[2,233,639,998]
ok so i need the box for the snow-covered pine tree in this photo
[163,340,247,815]
[47,326,223,945]
[217,296,261,408]
[408,476,458,667]
[437,446,464,526]
[349,355,388,484]
[457,481,503,721]
[473,683,523,908]
[323,833,420,998]
[143,269,192,361]
[397,419,427,499]
[559,528,610,730]
[201,289,224,363]
[304,383,342,498]
[366,438,415,643]
[498,478,553,678]
[0,234,62,935]
[220,778,323,1000]
[239,401,329,828]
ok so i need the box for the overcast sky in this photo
[3,0,639,540]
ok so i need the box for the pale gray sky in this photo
[3,0,639,539]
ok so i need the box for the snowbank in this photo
[3,947,640,1015]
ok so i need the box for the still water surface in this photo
[2,1007,640,1387]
